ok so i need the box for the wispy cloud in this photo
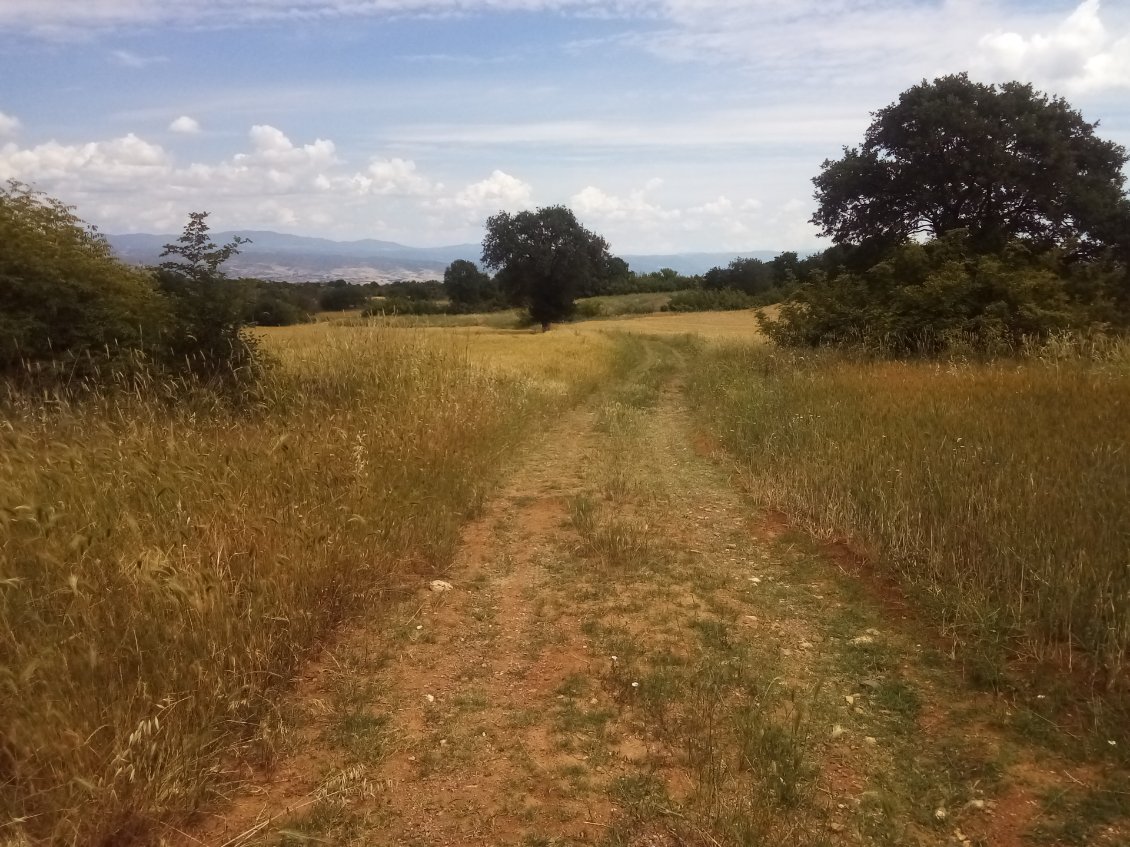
[0,111,21,137]
[391,109,867,149]
[0,1,650,33]
[110,49,168,68]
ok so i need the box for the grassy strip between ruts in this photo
[0,322,619,846]
[683,339,1130,752]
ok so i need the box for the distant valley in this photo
[106,230,782,283]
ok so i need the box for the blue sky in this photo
[1,0,1128,253]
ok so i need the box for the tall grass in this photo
[0,324,611,845]
[685,340,1130,692]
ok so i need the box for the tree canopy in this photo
[481,206,611,328]
[811,74,1130,256]
[160,212,249,281]
[155,212,260,381]
[443,259,498,309]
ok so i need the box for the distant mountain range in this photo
[106,230,783,283]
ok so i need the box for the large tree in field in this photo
[481,206,611,329]
[812,73,1130,256]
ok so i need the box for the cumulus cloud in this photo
[976,0,1130,93]
[443,169,533,215]
[0,133,168,186]
[0,111,21,137]
[168,115,201,134]
[0,123,540,243]
[0,125,355,231]
[571,184,678,223]
[351,157,436,196]
[567,181,788,252]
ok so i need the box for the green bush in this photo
[762,233,1122,355]
[665,288,761,312]
[0,182,168,380]
[155,212,266,386]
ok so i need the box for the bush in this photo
[665,288,762,312]
[762,233,1121,355]
[0,181,168,381]
[318,281,371,312]
[243,279,316,326]
[155,213,267,386]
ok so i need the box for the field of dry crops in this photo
[685,339,1130,703]
[0,323,622,845]
[3,312,1128,845]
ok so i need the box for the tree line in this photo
[4,70,1128,388]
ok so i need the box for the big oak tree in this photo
[811,74,1130,257]
[481,206,611,329]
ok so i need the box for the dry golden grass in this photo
[0,322,618,845]
[686,338,1130,705]
[574,308,769,342]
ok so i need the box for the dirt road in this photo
[185,339,1126,847]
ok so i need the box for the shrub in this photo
[155,213,266,386]
[0,181,168,381]
[665,288,762,312]
[761,233,1120,355]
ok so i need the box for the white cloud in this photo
[168,115,201,134]
[110,49,167,68]
[0,111,21,138]
[571,184,678,223]
[442,169,533,215]
[0,1,650,33]
[351,157,436,196]
[0,124,534,243]
[0,133,168,185]
[566,181,807,252]
[236,125,337,170]
[976,0,1130,93]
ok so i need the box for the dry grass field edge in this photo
[683,339,1130,751]
[0,323,624,846]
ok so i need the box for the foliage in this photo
[482,205,612,328]
[379,279,444,301]
[812,73,1130,256]
[665,288,762,312]
[762,233,1120,354]
[0,181,168,379]
[241,278,317,326]
[443,259,500,309]
[318,280,372,312]
[618,267,699,294]
[575,254,633,297]
[160,211,249,279]
[157,212,263,382]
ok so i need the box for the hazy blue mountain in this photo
[106,230,783,283]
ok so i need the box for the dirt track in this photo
[185,340,1127,847]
